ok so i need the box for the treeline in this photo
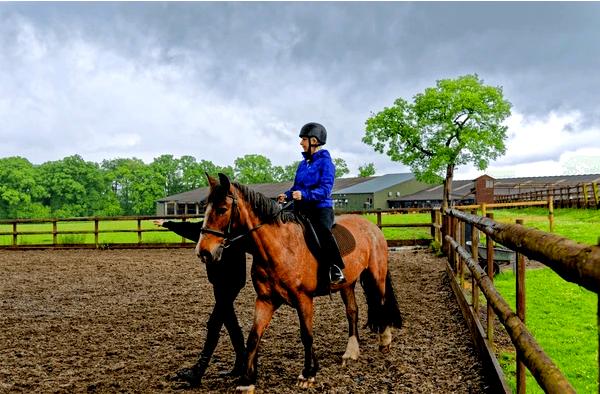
[0,154,354,219]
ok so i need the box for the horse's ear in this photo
[218,173,231,190]
[206,172,218,188]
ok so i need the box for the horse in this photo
[196,173,403,392]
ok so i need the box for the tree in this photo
[333,158,350,178]
[38,155,119,217]
[234,154,277,184]
[150,154,185,197]
[101,158,162,215]
[358,163,376,177]
[0,157,48,218]
[363,74,512,209]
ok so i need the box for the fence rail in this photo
[495,181,600,209]
[0,209,434,249]
[441,208,600,393]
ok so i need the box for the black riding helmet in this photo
[299,122,327,145]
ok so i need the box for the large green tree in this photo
[101,158,162,215]
[363,74,512,209]
[0,157,48,218]
[234,154,278,184]
[37,155,119,217]
[333,158,350,178]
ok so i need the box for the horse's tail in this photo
[360,270,403,333]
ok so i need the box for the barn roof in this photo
[333,173,415,194]
[394,173,600,202]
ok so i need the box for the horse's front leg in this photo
[340,284,360,366]
[295,295,318,388]
[236,298,277,392]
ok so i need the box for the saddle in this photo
[302,218,356,259]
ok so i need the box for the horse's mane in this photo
[232,182,302,225]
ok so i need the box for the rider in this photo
[277,122,346,285]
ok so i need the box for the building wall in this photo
[475,175,495,204]
[374,179,433,209]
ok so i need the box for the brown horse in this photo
[196,173,402,392]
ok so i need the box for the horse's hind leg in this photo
[340,284,360,366]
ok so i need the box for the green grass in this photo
[485,207,600,246]
[362,212,432,240]
[494,269,598,393]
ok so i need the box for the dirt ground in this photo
[1,248,493,393]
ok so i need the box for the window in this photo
[187,204,197,215]
[166,203,175,215]
[396,191,401,197]
[388,191,392,197]
[177,204,185,215]
[486,180,494,188]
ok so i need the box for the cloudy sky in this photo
[1,2,600,179]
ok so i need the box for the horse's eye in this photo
[216,207,227,215]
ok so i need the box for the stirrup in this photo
[329,265,346,285]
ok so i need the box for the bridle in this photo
[200,190,263,249]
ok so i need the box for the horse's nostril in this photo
[199,250,212,265]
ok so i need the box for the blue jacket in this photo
[285,149,335,209]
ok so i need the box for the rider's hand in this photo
[277,194,286,203]
[153,219,165,227]
[292,190,302,200]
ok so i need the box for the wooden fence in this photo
[440,208,600,393]
[0,214,203,249]
[0,208,434,250]
[495,181,600,209]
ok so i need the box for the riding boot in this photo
[174,355,209,387]
[321,231,346,285]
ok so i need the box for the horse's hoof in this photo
[235,384,256,393]
[296,374,316,389]
[341,356,356,367]
[379,344,391,353]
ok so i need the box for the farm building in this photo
[332,173,431,210]
[393,173,600,208]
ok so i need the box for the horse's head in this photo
[196,172,240,265]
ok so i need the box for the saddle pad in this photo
[332,223,356,257]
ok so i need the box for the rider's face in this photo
[300,137,310,152]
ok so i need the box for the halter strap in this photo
[200,191,263,248]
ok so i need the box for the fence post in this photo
[52,220,57,246]
[583,183,589,208]
[486,212,495,346]
[430,210,436,240]
[593,182,600,209]
[548,196,555,233]
[12,222,17,247]
[94,218,99,248]
[181,217,187,244]
[376,211,382,229]
[137,219,142,245]
[481,203,487,218]
[516,219,526,394]
[459,219,465,288]
[470,210,479,314]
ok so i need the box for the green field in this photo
[494,269,598,393]
[482,207,600,246]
